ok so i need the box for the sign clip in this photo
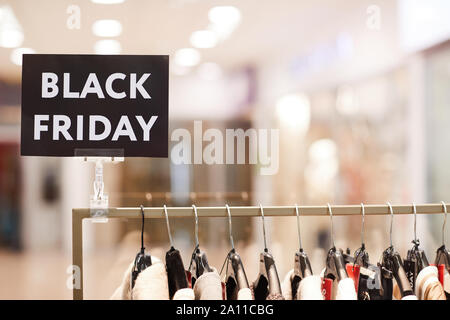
[85,156,124,222]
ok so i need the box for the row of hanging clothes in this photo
[111,202,450,300]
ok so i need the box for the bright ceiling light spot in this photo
[91,0,125,4]
[174,48,201,67]
[92,20,122,37]
[208,6,241,39]
[305,139,339,191]
[308,139,337,162]
[197,62,222,80]
[0,5,24,48]
[208,6,241,27]
[190,30,218,48]
[276,93,311,133]
[94,39,121,54]
[10,47,35,66]
[0,29,23,48]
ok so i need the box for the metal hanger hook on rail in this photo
[441,201,447,246]
[163,205,174,248]
[387,202,394,248]
[225,204,235,251]
[295,204,303,251]
[360,203,365,248]
[260,204,268,252]
[327,203,336,249]
[139,205,145,253]
[412,202,418,246]
[192,204,199,249]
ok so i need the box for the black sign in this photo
[21,54,168,157]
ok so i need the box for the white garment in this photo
[173,288,195,300]
[319,267,356,300]
[110,256,169,300]
[237,288,253,300]
[298,275,324,300]
[281,269,323,300]
[193,270,223,300]
[335,278,357,300]
[281,269,295,300]
[132,261,169,300]
[401,295,418,300]
[415,266,445,300]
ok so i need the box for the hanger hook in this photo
[140,205,145,253]
[192,204,199,248]
[360,203,365,247]
[225,204,235,250]
[412,202,418,245]
[327,203,336,249]
[441,201,447,246]
[387,202,394,248]
[295,204,303,251]
[260,204,268,252]
[163,205,174,248]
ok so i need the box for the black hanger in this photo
[353,203,370,268]
[253,205,282,300]
[131,205,152,289]
[290,204,313,299]
[404,203,429,290]
[435,201,450,272]
[380,246,414,299]
[378,202,414,299]
[163,205,189,299]
[221,204,249,300]
[188,205,212,287]
[324,204,349,282]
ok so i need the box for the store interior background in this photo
[1,0,450,299]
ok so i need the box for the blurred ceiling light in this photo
[305,139,339,188]
[94,39,121,54]
[174,48,201,67]
[276,93,311,132]
[91,0,125,4]
[336,85,359,116]
[308,139,337,162]
[0,5,24,48]
[10,47,35,66]
[208,6,241,26]
[92,19,122,37]
[190,30,218,48]
[208,6,241,39]
[197,62,222,80]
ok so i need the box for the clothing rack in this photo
[72,203,449,300]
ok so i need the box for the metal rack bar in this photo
[72,203,449,300]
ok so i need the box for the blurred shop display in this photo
[0,143,20,249]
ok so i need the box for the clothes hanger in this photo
[188,204,212,287]
[348,203,384,300]
[435,201,450,272]
[404,202,429,290]
[324,203,349,282]
[130,205,152,289]
[163,204,189,299]
[289,204,313,299]
[221,204,250,300]
[379,202,414,299]
[353,203,370,268]
[253,204,282,300]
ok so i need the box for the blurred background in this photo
[1,0,450,299]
